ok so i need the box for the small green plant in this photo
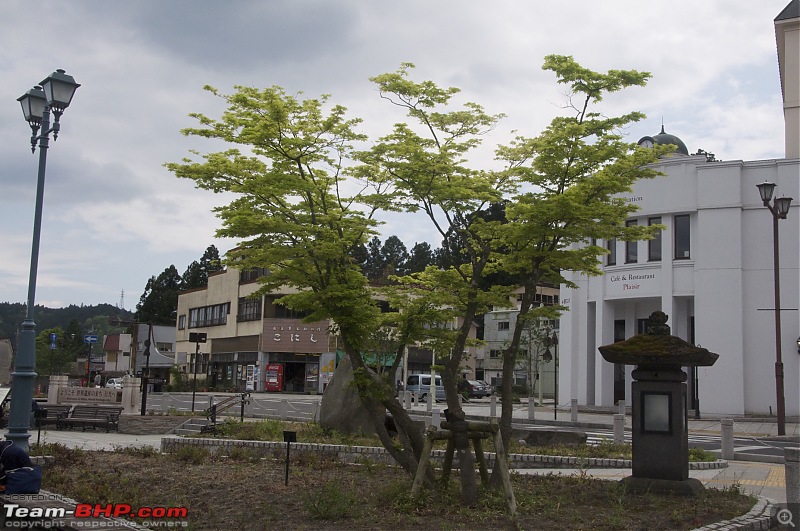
[304,481,357,520]
[689,447,717,462]
[113,445,160,458]
[172,445,211,464]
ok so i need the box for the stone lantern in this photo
[598,311,719,495]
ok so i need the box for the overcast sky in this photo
[0,0,790,310]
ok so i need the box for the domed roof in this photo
[652,125,689,156]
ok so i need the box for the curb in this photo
[691,496,776,531]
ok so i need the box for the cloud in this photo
[0,0,790,307]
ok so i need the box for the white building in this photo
[559,0,800,417]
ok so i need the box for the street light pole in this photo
[756,181,792,436]
[8,71,79,450]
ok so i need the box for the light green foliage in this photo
[492,54,672,448]
[498,55,669,288]
[167,85,387,352]
[358,64,515,406]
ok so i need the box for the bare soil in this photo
[39,444,755,531]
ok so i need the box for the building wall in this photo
[560,155,800,416]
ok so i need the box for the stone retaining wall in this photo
[160,437,728,470]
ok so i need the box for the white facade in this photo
[560,154,800,416]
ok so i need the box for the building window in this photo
[674,214,690,260]
[239,267,269,284]
[489,349,501,358]
[189,302,230,328]
[498,321,510,331]
[648,217,662,262]
[178,315,186,330]
[606,238,617,266]
[237,297,262,322]
[625,220,638,263]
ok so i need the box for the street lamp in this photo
[8,70,80,450]
[542,331,559,420]
[756,181,792,436]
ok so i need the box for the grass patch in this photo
[40,447,754,530]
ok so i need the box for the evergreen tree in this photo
[406,242,434,273]
[182,245,223,288]
[135,265,182,325]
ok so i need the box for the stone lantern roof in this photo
[598,311,719,367]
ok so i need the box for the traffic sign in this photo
[84,334,98,344]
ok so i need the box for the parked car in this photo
[105,378,123,389]
[458,379,492,398]
[405,374,446,402]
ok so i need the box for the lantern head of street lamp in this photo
[757,181,776,205]
[17,86,47,126]
[40,69,80,115]
[775,196,792,219]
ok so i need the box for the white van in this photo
[405,374,446,402]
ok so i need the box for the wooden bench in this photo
[33,405,72,428]
[56,405,123,432]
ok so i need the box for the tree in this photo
[380,235,409,278]
[182,245,223,289]
[492,55,670,457]
[406,242,434,273]
[35,328,74,376]
[358,63,513,505]
[166,84,428,477]
[135,265,182,325]
[363,236,385,282]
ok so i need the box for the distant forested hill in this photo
[0,302,134,349]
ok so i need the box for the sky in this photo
[0,0,791,309]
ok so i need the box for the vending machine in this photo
[264,363,283,392]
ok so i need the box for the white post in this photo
[570,398,578,422]
[47,375,67,404]
[617,400,626,416]
[404,390,412,409]
[490,395,497,418]
[121,376,140,415]
[431,408,441,430]
[613,414,625,445]
[720,418,734,461]
[785,447,800,505]
[527,398,535,420]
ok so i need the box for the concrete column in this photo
[490,395,497,418]
[613,414,625,445]
[720,418,734,461]
[47,375,67,404]
[617,400,626,416]
[570,398,578,422]
[279,399,288,421]
[786,447,800,505]
[431,408,441,429]
[527,399,535,421]
[121,376,140,415]
[426,393,432,412]
[404,391,412,409]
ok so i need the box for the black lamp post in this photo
[189,332,207,412]
[8,70,79,450]
[542,331,559,420]
[756,181,792,436]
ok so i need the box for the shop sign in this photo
[262,319,330,353]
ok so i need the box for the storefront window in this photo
[648,217,662,261]
[606,238,617,266]
[625,220,638,263]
